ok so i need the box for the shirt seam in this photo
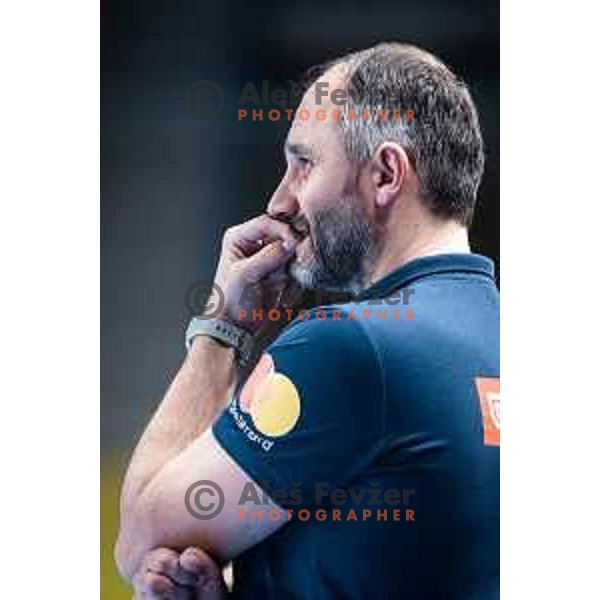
[353,317,387,441]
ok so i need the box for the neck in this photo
[367,218,470,285]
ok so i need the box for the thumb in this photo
[243,239,297,283]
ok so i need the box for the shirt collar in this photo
[357,253,496,300]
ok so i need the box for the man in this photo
[116,43,499,599]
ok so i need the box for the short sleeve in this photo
[212,307,386,509]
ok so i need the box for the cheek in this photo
[299,171,343,215]
[294,161,354,240]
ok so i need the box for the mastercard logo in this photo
[239,353,301,437]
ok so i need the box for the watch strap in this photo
[185,316,254,367]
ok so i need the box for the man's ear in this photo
[371,142,411,208]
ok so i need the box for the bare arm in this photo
[115,337,235,579]
[119,337,235,518]
[115,215,301,581]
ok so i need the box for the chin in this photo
[289,258,318,290]
[288,240,318,289]
[289,257,352,294]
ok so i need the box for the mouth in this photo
[271,213,310,241]
[289,216,310,239]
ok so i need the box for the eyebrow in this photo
[284,140,315,160]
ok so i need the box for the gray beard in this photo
[289,193,380,294]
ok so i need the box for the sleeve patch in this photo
[239,353,301,438]
[475,377,500,447]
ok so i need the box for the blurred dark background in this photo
[101,0,498,595]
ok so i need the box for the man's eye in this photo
[297,156,313,167]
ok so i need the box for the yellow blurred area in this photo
[101,456,131,600]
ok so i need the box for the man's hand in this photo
[132,547,227,600]
[213,215,303,332]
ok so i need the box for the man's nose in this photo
[266,179,299,221]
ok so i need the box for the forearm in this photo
[116,336,236,576]
[123,336,235,501]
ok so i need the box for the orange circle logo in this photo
[239,353,301,437]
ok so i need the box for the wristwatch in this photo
[185,316,255,367]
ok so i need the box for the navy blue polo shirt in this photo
[213,253,500,600]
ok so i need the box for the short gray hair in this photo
[310,43,485,226]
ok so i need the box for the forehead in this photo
[286,63,349,153]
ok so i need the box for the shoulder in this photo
[266,304,384,385]
[274,304,377,351]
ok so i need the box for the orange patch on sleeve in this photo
[475,377,500,447]
[239,353,275,413]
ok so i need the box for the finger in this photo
[243,239,298,283]
[145,548,198,587]
[136,571,175,599]
[227,215,301,255]
[179,548,227,599]
[134,570,196,600]
[179,547,222,580]
[271,212,310,238]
